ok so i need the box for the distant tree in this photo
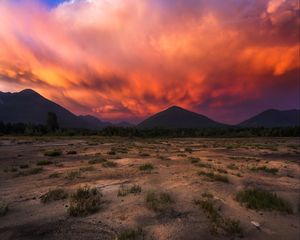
[47,112,59,132]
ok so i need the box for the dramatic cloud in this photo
[0,0,299,123]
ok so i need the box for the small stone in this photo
[251,221,261,229]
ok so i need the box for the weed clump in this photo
[44,149,62,157]
[68,186,103,217]
[118,184,142,197]
[236,188,292,213]
[41,188,68,203]
[0,201,8,216]
[145,191,174,212]
[139,164,154,173]
[118,227,145,240]
[198,171,229,183]
[37,160,53,166]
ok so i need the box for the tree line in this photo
[0,113,299,138]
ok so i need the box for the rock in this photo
[251,221,261,229]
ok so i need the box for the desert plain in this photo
[0,136,299,240]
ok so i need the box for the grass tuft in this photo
[145,191,174,212]
[198,171,229,183]
[44,149,62,157]
[139,164,154,173]
[41,188,68,203]
[236,188,292,213]
[118,227,145,240]
[68,186,103,217]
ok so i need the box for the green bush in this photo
[198,171,229,183]
[236,189,292,213]
[88,157,106,165]
[68,186,103,217]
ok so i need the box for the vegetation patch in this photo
[37,160,53,166]
[102,160,117,168]
[41,188,68,203]
[66,170,81,180]
[189,157,200,164]
[19,164,29,169]
[194,198,243,237]
[118,184,142,197]
[67,150,77,155]
[68,186,103,217]
[198,171,229,183]
[88,157,106,165]
[44,149,62,157]
[80,166,96,172]
[145,191,174,212]
[16,167,43,177]
[0,201,8,217]
[139,163,154,173]
[118,227,145,240]
[236,188,292,213]
[250,166,279,175]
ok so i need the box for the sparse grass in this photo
[37,160,53,166]
[145,191,174,212]
[236,188,292,213]
[67,150,77,155]
[139,153,150,157]
[227,163,238,170]
[88,157,107,165]
[118,184,142,197]
[0,201,8,216]
[139,163,154,173]
[189,157,200,164]
[102,160,117,168]
[16,167,43,177]
[196,162,213,169]
[49,172,60,178]
[66,170,81,180]
[216,168,228,174]
[80,166,96,172]
[118,227,145,240]
[198,171,229,183]
[44,149,62,157]
[41,188,68,203]
[107,150,116,155]
[194,198,243,237]
[250,166,279,175]
[68,186,103,217]
[202,192,214,199]
[185,147,193,153]
[19,164,29,169]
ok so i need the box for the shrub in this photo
[236,188,292,213]
[145,191,174,212]
[139,164,154,173]
[19,164,29,169]
[250,166,278,175]
[88,157,106,165]
[67,150,77,155]
[37,160,53,166]
[198,171,229,183]
[0,201,8,216]
[195,198,243,237]
[102,161,117,168]
[80,166,96,172]
[118,228,145,240]
[41,188,68,203]
[68,186,103,217]
[66,170,81,180]
[16,167,43,177]
[118,184,142,197]
[189,157,200,164]
[139,153,150,157]
[44,149,62,157]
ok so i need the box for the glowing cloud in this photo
[0,0,299,123]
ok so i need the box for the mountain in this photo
[137,106,226,129]
[78,115,111,128]
[0,89,109,129]
[238,109,300,127]
[115,121,135,128]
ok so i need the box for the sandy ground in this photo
[0,136,299,240]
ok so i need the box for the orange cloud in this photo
[0,0,299,123]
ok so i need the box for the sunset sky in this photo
[0,0,299,124]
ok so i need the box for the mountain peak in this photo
[138,106,224,129]
[19,89,40,96]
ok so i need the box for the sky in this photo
[0,0,299,124]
